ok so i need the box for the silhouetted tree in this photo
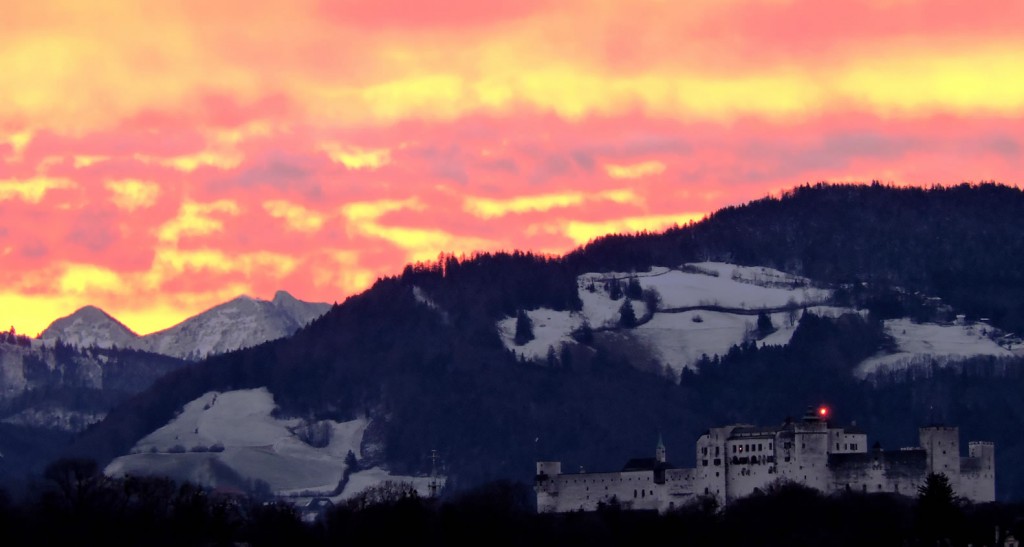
[514,310,534,345]
[756,311,775,337]
[619,299,637,328]
[917,472,964,544]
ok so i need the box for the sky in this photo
[2,0,1023,337]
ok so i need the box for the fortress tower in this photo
[920,426,961,492]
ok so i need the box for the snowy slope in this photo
[105,388,439,499]
[39,306,139,349]
[39,291,330,360]
[587,263,830,310]
[498,261,1020,379]
[139,295,302,359]
[855,318,1014,378]
[499,263,831,372]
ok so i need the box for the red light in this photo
[818,406,829,417]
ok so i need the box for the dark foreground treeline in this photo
[2,460,1022,547]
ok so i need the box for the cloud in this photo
[604,161,667,179]
[263,200,327,232]
[463,189,643,219]
[320,144,391,170]
[463,192,585,218]
[561,213,705,246]
[106,179,160,210]
[3,0,1024,339]
[0,177,74,203]
[157,200,241,244]
[67,209,119,252]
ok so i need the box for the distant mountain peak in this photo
[272,290,297,304]
[228,294,257,303]
[40,305,139,349]
[39,290,331,360]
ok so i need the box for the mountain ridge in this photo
[39,290,331,360]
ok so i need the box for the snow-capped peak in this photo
[38,291,331,360]
[39,305,139,349]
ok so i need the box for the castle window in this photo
[877,484,882,491]
[715,447,720,456]
[758,443,762,451]
[836,443,840,450]
[714,458,721,466]
[634,489,637,498]
[704,487,709,495]
[769,442,773,450]
[702,460,708,467]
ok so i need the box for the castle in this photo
[535,407,995,512]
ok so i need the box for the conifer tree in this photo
[514,309,534,345]
[619,298,637,328]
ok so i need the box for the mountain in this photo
[66,183,1024,504]
[39,306,139,349]
[39,291,331,360]
[138,292,331,360]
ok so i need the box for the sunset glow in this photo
[2,0,1023,336]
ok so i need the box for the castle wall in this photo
[829,449,927,496]
[663,468,698,511]
[537,421,995,512]
[540,470,665,513]
[724,434,780,502]
[960,442,995,502]
[829,429,867,454]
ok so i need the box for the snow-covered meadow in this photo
[498,262,832,373]
[855,318,1014,378]
[498,261,1017,379]
[105,388,438,501]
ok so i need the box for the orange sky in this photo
[2,0,1023,336]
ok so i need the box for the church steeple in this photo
[655,433,666,463]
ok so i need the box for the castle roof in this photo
[730,425,778,438]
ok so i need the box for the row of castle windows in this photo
[571,476,651,485]
[732,442,772,454]
[836,443,860,451]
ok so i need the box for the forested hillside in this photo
[65,182,1024,501]
[570,182,1024,333]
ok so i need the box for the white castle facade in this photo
[535,408,995,512]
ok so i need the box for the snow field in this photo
[856,318,1013,378]
[500,263,833,366]
[106,388,433,498]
